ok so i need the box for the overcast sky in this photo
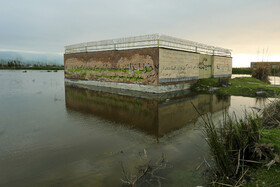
[1,0,279,66]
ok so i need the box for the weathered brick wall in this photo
[212,56,232,77]
[158,48,200,83]
[199,54,212,79]
[65,47,233,86]
[64,48,159,85]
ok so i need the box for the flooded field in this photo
[0,70,271,186]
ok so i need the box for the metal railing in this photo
[65,34,231,57]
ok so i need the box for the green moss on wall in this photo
[67,67,152,82]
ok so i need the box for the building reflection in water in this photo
[65,86,230,137]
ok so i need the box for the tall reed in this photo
[252,65,270,84]
[193,103,262,183]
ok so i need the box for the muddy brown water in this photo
[0,70,270,186]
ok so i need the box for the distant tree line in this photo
[232,67,280,76]
[0,59,64,70]
[232,68,252,74]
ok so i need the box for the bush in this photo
[232,68,252,74]
[216,77,230,87]
[252,65,270,84]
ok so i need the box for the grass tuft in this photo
[252,65,271,84]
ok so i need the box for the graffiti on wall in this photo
[198,55,213,79]
[65,53,159,85]
[213,56,232,76]
[159,48,200,80]
[199,58,212,70]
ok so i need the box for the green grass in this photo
[247,128,280,186]
[261,129,280,151]
[192,77,280,97]
[248,165,280,186]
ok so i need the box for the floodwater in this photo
[0,70,271,186]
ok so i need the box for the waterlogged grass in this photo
[192,77,280,97]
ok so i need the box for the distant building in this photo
[251,62,280,70]
[64,34,232,93]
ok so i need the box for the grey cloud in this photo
[0,0,279,57]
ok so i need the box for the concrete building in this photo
[251,62,280,70]
[64,34,232,93]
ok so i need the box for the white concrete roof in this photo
[65,34,231,57]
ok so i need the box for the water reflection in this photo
[0,71,272,186]
[65,86,231,137]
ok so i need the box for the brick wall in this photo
[64,48,159,85]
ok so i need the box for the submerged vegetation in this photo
[194,100,280,186]
[120,150,168,187]
[192,77,280,97]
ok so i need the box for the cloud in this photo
[0,0,279,65]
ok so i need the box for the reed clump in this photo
[252,65,270,84]
[192,101,280,186]
[204,112,261,183]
